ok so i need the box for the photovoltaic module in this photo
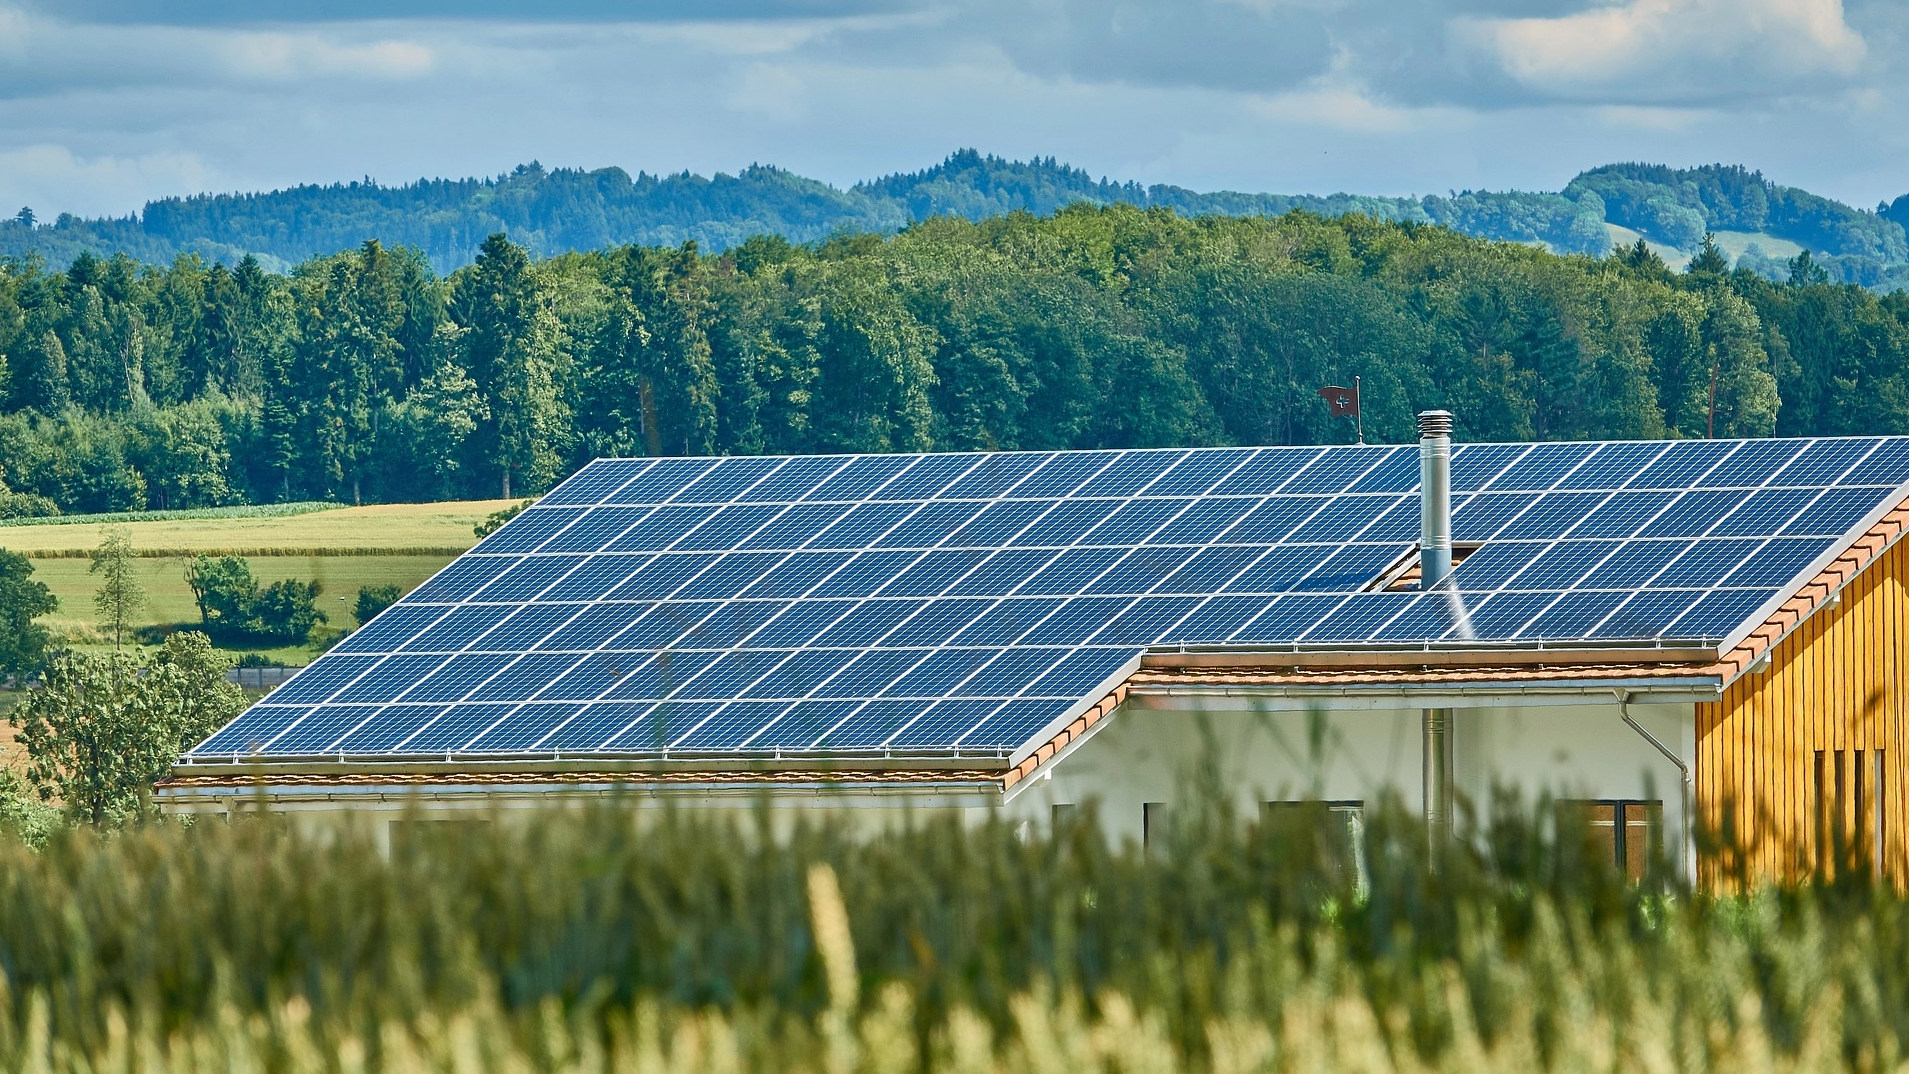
[185,437,1909,765]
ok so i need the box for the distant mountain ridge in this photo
[4,150,1906,289]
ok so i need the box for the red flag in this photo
[1318,383,1359,417]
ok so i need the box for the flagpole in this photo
[1354,375,1364,444]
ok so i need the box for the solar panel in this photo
[187,438,1909,764]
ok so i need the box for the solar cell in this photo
[539,507,651,553]
[1087,546,1196,594]
[544,555,653,601]
[673,504,785,550]
[333,604,448,653]
[334,704,444,753]
[1482,443,1598,491]
[1671,588,1781,639]
[1458,592,1556,638]
[471,556,586,602]
[606,506,717,551]
[1013,452,1115,498]
[1165,594,1279,642]
[611,701,726,750]
[397,605,514,651]
[1148,449,1256,496]
[963,699,1079,749]
[1566,492,1677,538]
[400,653,520,702]
[1207,448,1321,496]
[1520,591,1629,639]
[1090,597,1202,644]
[1090,450,1186,494]
[410,556,520,603]
[541,702,653,751]
[1776,438,1877,487]
[940,452,1051,498]
[404,703,518,752]
[1284,447,1392,494]
[735,455,848,502]
[189,436,1909,765]
[1837,439,1909,487]
[606,553,719,599]
[747,700,868,750]
[473,507,583,553]
[673,456,784,503]
[606,458,717,503]
[1787,486,1892,537]
[879,550,990,596]
[1235,594,1350,642]
[877,501,986,547]
[466,703,584,752]
[1555,441,1669,489]
[1629,440,1738,489]
[1020,596,1133,644]
[538,459,649,505]
[816,700,927,748]
[1449,443,1527,491]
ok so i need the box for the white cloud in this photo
[0,0,1904,224]
[1460,0,1867,104]
[0,144,224,219]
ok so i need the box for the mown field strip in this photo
[0,499,512,557]
[22,546,470,558]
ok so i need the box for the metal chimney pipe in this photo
[1418,410,1454,591]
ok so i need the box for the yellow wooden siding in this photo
[1698,538,1909,885]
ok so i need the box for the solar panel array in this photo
[188,437,1909,763]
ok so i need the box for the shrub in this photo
[354,583,402,626]
[0,490,59,519]
[183,554,326,643]
[250,578,325,642]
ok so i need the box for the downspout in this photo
[1420,410,1456,843]
[1614,688,1692,883]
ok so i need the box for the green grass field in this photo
[2,500,513,664]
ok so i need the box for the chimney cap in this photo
[1417,411,1454,439]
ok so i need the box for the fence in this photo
[226,666,297,689]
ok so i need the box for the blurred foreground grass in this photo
[0,795,1900,1073]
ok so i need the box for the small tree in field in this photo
[89,527,145,649]
[11,632,243,826]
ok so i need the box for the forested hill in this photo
[3,207,1909,519]
[4,151,1907,289]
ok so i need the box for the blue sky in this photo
[1,0,1904,218]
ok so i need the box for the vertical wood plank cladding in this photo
[1700,538,1909,886]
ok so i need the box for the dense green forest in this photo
[5,151,1907,288]
[1,204,1906,514]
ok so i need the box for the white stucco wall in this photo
[1006,697,1696,869]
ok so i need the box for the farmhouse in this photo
[161,416,1909,885]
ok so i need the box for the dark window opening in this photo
[1264,800,1367,890]
[1560,799,1661,881]
[1816,747,1880,877]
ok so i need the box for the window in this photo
[1264,800,1367,891]
[1816,747,1884,877]
[1559,800,1660,881]
[1143,802,1168,852]
[1051,803,1078,828]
